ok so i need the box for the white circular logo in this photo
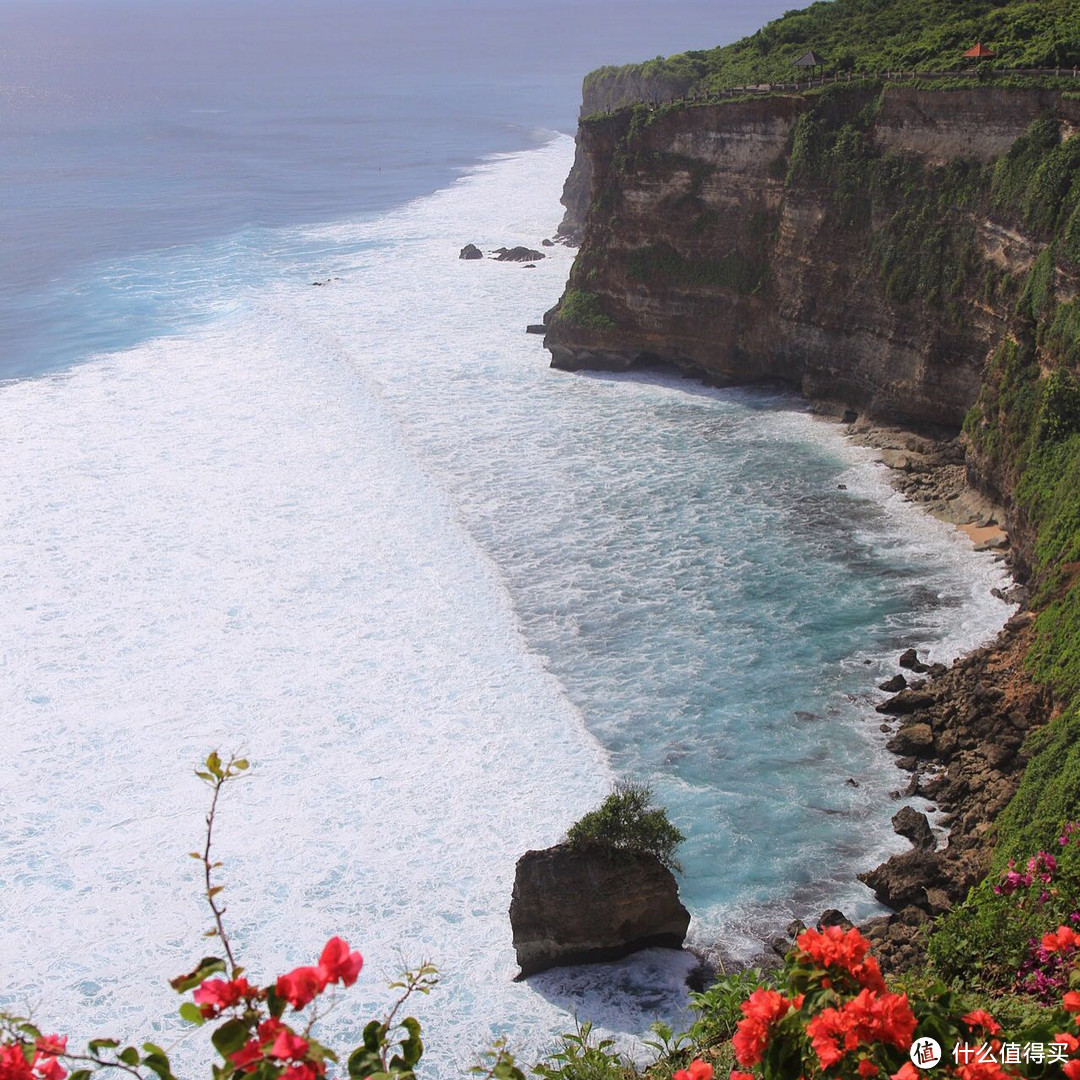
[909,1037,942,1069]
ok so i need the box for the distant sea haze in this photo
[0,0,777,377]
[0,2,1015,1077]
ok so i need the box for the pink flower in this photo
[270,1032,310,1062]
[318,937,363,987]
[1064,989,1080,1011]
[276,966,328,1010]
[193,977,255,1017]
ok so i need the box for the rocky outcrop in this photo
[860,619,1053,969]
[495,247,545,262]
[459,244,483,260]
[545,86,1080,432]
[509,843,690,977]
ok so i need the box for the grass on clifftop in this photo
[584,0,1080,98]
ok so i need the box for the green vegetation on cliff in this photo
[567,781,686,872]
[585,0,1080,100]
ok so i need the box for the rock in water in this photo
[495,246,545,262]
[509,843,690,977]
[892,806,936,851]
[459,244,483,260]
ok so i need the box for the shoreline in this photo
[679,405,1031,976]
[820,413,1039,971]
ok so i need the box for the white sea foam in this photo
[1,134,1016,1069]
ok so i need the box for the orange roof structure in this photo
[963,43,996,59]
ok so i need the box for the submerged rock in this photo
[509,842,690,977]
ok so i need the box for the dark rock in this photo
[523,264,537,269]
[845,777,860,787]
[876,689,935,715]
[819,909,854,930]
[509,843,690,977]
[770,936,792,957]
[542,239,555,247]
[786,919,807,939]
[892,807,936,851]
[879,723,892,733]
[837,483,848,490]
[842,410,858,424]
[859,850,945,910]
[496,247,546,262]
[526,325,547,335]
[459,244,483,260]
[887,723,935,756]
[928,663,948,678]
[898,648,929,673]
[879,674,907,692]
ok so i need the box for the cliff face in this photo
[557,70,693,243]
[546,86,1080,433]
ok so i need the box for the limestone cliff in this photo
[546,84,1080,434]
[557,69,692,243]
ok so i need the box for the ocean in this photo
[0,2,1014,1076]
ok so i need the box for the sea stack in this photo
[509,842,690,977]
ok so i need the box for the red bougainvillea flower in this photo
[806,989,917,1069]
[258,1019,286,1044]
[31,1058,66,1080]
[795,926,887,992]
[732,989,796,1066]
[317,937,363,987]
[962,1010,1002,1035]
[672,1060,713,1080]
[229,1041,264,1072]
[890,1064,920,1080]
[857,1060,879,1078]
[1043,926,1080,952]
[0,1043,33,1080]
[280,1064,321,1080]
[1064,1059,1080,1080]
[270,1031,310,1062]
[276,966,328,1010]
[193,977,256,1018]
[729,1072,754,1080]
[1055,1033,1080,1054]
[952,1060,1021,1080]
[1065,990,1080,1012]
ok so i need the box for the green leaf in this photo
[348,1046,383,1080]
[234,759,249,771]
[119,1047,140,1066]
[170,957,226,993]
[394,1018,423,1069]
[179,1003,206,1026]
[211,1019,252,1058]
[69,1071,92,1080]
[88,1039,120,1053]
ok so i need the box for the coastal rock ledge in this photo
[509,842,690,977]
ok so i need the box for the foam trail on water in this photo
[0,309,620,1073]
[1,134,1015,1070]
